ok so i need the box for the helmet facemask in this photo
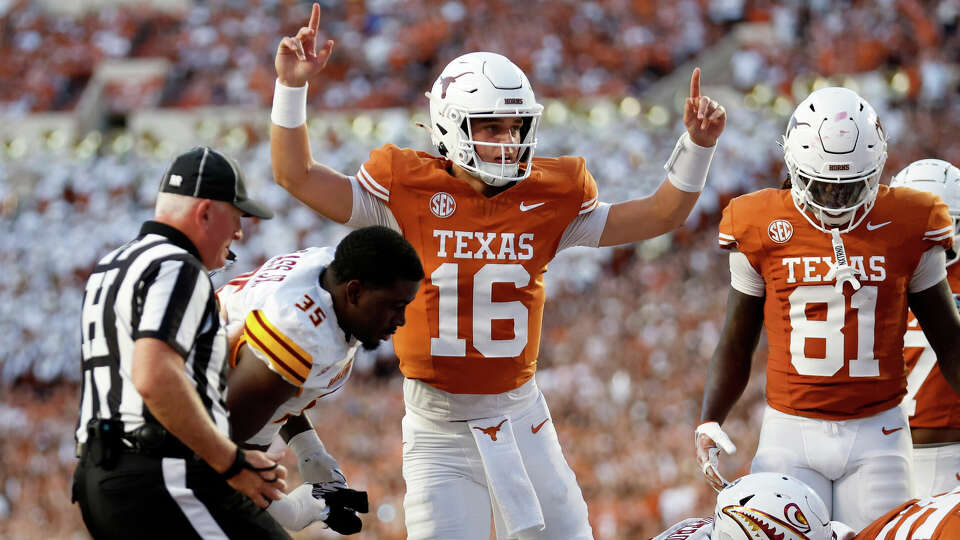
[787,154,885,233]
[457,113,540,186]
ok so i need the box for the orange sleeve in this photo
[718,201,737,250]
[923,197,954,252]
[717,194,770,274]
[356,143,397,203]
[578,158,599,215]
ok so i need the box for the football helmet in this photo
[891,158,960,266]
[783,87,887,233]
[714,473,831,540]
[426,52,543,187]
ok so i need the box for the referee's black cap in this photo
[160,146,274,219]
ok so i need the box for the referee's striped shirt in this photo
[75,221,230,446]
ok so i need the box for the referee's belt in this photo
[78,422,194,460]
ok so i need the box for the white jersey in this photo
[219,247,360,446]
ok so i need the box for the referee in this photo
[73,147,290,539]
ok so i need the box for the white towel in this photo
[468,415,545,538]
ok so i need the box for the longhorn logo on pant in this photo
[473,419,508,441]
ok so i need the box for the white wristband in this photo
[287,428,325,458]
[288,429,343,483]
[271,79,308,128]
[664,132,716,192]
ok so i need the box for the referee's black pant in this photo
[73,451,290,540]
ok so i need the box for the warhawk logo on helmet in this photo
[713,473,831,540]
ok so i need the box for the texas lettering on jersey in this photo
[356,143,599,394]
[217,247,360,445]
[901,264,960,429]
[718,186,952,420]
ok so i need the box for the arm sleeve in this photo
[730,251,765,297]
[909,246,947,293]
[557,202,611,250]
[354,144,395,204]
[344,175,402,231]
[718,202,738,250]
[578,161,599,215]
[557,158,606,250]
[134,258,211,358]
[243,310,313,387]
[922,198,955,252]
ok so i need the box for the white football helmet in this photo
[891,158,960,266]
[783,87,887,233]
[426,52,543,187]
[714,473,831,540]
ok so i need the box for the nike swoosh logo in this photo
[866,220,892,231]
[531,418,550,433]
[519,201,545,212]
[881,426,903,435]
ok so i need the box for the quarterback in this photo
[697,88,960,529]
[219,226,423,533]
[652,473,960,540]
[891,159,960,498]
[269,3,726,539]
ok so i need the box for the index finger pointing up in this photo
[309,2,321,32]
[690,67,701,99]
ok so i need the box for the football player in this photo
[653,473,960,540]
[219,226,423,534]
[891,159,960,498]
[269,4,726,539]
[697,88,960,529]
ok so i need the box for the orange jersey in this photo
[902,264,960,429]
[718,186,952,420]
[854,488,960,539]
[356,144,599,394]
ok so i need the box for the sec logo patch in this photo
[430,192,456,218]
[768,219,793,243]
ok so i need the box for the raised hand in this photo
[275,3,334,87]
[683,68,726,148]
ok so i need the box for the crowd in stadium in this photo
[2,0,960,538]
[3,0,958,113]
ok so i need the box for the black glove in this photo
[312,482,369,535]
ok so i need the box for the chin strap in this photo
[824,228,861,293]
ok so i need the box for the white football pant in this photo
[401,392,592,540]
[913,443,960,498]
[751,405,913,530]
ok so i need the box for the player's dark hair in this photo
[330,226,424,288]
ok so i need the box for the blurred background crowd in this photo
[1,0,959,538]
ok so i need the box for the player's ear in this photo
[344,280,363,306]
